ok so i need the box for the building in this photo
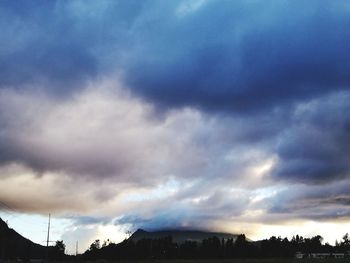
[295,252,345,259]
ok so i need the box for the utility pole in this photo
[76,241,78,256]
[46,214,51,262]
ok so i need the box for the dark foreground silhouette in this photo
[1,217,349,261]
[83,230,350,260]
[0,218,65,261]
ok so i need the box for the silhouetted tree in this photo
[55,240,65,253]
[51,240,66,260]
[343,233,349,246]
[89,239,100,251]
[102,239,110,247]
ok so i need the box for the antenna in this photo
[46,213,51,262]
[47,214,51,247]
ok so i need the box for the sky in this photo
[1,0,350,254]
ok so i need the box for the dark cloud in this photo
[114,187,251,231]
[273,92,350,183]
[71,216,112,226]
[0,0,152,94]
[115,212,197,231]
[0,1,99,94]
[124,1,350,113]
[266,179,350,221]
[1,1,349,111]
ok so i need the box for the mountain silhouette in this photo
[129,228,239,243]
[0,217,46,260]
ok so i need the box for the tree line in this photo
[82,233,350,260]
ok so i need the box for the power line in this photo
[0,200,48,227]
[0,201,18,215]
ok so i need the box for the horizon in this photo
[1,211,348,254]
[1,0,350,255]
[1,216,347,255]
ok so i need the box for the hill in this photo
[0,217,46,260]
[129,228,240,243]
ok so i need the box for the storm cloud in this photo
[0,0,350,250]
[273,91,350,183]
[1,0,350,110]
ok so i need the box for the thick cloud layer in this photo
[0,0,350,249]
[0,80,273,212]
[1,1,350,111]
[273,92,350,183]
[125,1,350,112]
